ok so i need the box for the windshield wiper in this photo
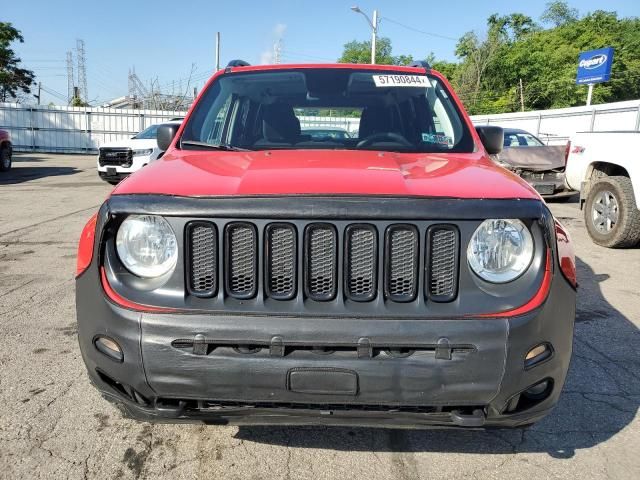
[180,140,252,152]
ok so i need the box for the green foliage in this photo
[447,2,640,114]
[71,96,88,107]
[338,37,414,65]
[336,2,639,114]
[0,22,35,102]
[541,1,579,27]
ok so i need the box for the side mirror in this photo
[157,123,181,151]
[475,126,504,155]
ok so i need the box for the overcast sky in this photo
[4,0,639,105]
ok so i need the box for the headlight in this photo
[116,215,177,278]
[467,219,534,283]
[133,148,153,157]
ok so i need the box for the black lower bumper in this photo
[77,262,575,428]
[98,170,129,184]
[517,170,576,199]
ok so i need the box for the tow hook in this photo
[450,408,486,427]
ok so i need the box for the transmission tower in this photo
[66,51,75,104]
[76,39,88,103]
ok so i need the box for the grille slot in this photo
[345,225,377,301]
[385,226,418,302]
[427,226,459,302]
[265,224,297,300]
[186,222,218,297]
[225,223,258,299]
[305,225,338,301]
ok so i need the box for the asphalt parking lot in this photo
[0,153,639,480]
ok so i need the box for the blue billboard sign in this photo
[576,47,614,85]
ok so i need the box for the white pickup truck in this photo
[565,131,640,247]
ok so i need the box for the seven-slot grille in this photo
[186,221,459,303]
[98,148,133,167]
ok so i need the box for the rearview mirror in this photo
[475,126,504,155]
[157,123,181,151]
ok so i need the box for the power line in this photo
[381,17,459,41]
[280,50,335,62]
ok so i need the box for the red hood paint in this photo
[113,149,540,199]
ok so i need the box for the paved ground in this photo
[0,153,639,480]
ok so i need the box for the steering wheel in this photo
[357,132,412,148]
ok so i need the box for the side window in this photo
[207,95,232,144]
[504,134,520,147]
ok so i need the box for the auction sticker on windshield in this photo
[372,75,428,87]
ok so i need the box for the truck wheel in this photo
[584,176,640,248]
[0,145,11,172]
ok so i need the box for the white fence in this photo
[0,103,186,153]
[471,99,640,145]
[2,99,640,153]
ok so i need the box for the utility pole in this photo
[215,32,221,70]
[519,78,524,112]
[371,10,378,65]
[351,6,379,64]
[36,82,41,105]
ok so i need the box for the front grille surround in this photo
[304,223,338,302]
[98,148,133,167]
[224,222,258,299]
[426,225,460,302]
[185,221,218,297]
[384,224,419,302]
[265,223,297,300]
[344,224,378,302]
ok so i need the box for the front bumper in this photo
[516,170,577,199]
[77,262,575,428]
[98,169,130,184]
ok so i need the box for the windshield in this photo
[503,131,545,147]
[133,124,160,139]
[181,68,474,153]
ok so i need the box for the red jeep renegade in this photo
[76,61,577,428]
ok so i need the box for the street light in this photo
[351,6,378,64]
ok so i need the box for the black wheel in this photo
[584,176,640,248]
[107,180,120,186]
[0,145,11,172]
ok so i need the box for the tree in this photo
[71,96,88,107]
[0,22,35,102]
[541,1,579,27]
[338,37,414,65]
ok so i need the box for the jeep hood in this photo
[113,149,539,200]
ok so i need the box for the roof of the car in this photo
[503,128,531,135]
[225,63,430,74]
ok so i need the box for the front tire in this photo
[0,145,11,172]
[584,176,640,248]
